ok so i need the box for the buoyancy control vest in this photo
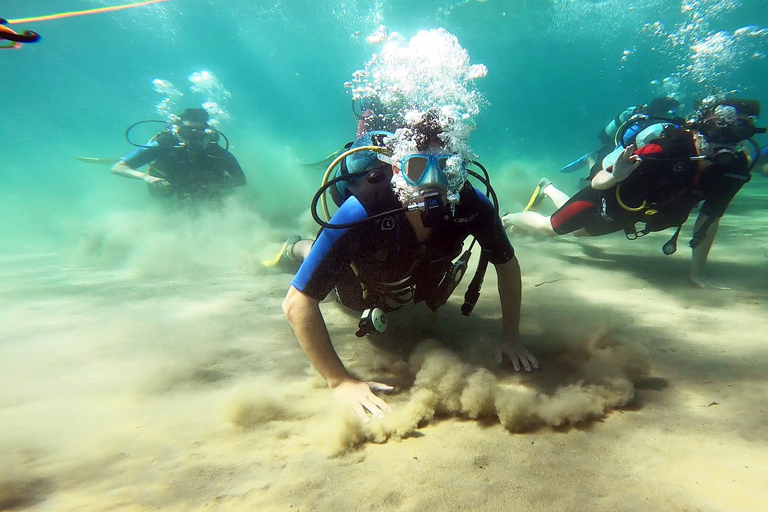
[602,127,701,234]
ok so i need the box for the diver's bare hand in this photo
[496,342,540,372]
[612,144,642,180]
[144,175,170,188]
[332,378,393,423]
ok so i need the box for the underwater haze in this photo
[2,1,768,511]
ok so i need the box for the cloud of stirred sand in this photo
[229,327,649,456]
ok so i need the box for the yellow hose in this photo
[320,145,389,221]
[614,182,646,212]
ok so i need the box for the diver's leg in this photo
[502,211,558,237]
[543,184,571,209]
[263,235,312,270]
[289,239,314,263]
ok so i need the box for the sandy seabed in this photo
[1,187,767,512]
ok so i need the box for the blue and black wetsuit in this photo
[292,180,514,312]
[121,132,246,199]
[758,144,768,166]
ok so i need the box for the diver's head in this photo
[690,99,766,145]
[174,108,212,148]
[383,109,470,225]
[647,96,681,118]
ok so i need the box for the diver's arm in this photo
[282,286,392,422]
[752,145,768,177]
[111,161,167,184]
[689,214,729,289]
[590,145,641,190]
[221,153,247,188]
[495,256,539,372]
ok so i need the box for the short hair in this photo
[179,108,210,125]
[647,97,680,117]
[691,98,765,144]
[410,109,445,151]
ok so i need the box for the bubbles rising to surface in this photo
[152,71,232,127]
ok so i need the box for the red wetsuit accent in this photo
[550,199,595,233]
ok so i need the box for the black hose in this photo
[461,253,488,316]
[124,119,229,151]
[310,170,408,229]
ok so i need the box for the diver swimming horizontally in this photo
[504,96,766,290]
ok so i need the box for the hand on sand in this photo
[495,342,540,372]
[612,144,642,180]
[145,175,170,188]
[333,378,393,423]
[690,275,731,290]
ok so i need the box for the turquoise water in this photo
[2,0,767,252]
[2,2,768,510]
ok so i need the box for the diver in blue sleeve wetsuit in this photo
[753,143,768,177]
[280,110,538,423]
[111,108,246,201]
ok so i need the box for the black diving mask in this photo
[176,124,212,146]
[692,138,742,166]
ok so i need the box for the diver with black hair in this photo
[586,97,682,179]
[504,97,766,289]
[111,107,246,201]
[277,109,538,423]
[560,97,682,179]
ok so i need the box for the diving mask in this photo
[694,139,742,166]
[175,123,212,146]
[378,152,465,227]
[397,153,465,189]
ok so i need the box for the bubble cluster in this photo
[650,76,683,106]
[347,28,488,204]
[644,1,767,96]
[188,71,232,127]
[152,71,232,127]
[152,79,183,122]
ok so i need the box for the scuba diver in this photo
[111,107,246,201]
[559,96,682,180]
[503,98,766,290]
[276,109,539,423]
[0,18,40,49]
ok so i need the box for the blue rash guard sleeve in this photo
[291,196,369,301]
[121,140,161,169]
[467,187,515,265]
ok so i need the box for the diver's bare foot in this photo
[691,276,731,290]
